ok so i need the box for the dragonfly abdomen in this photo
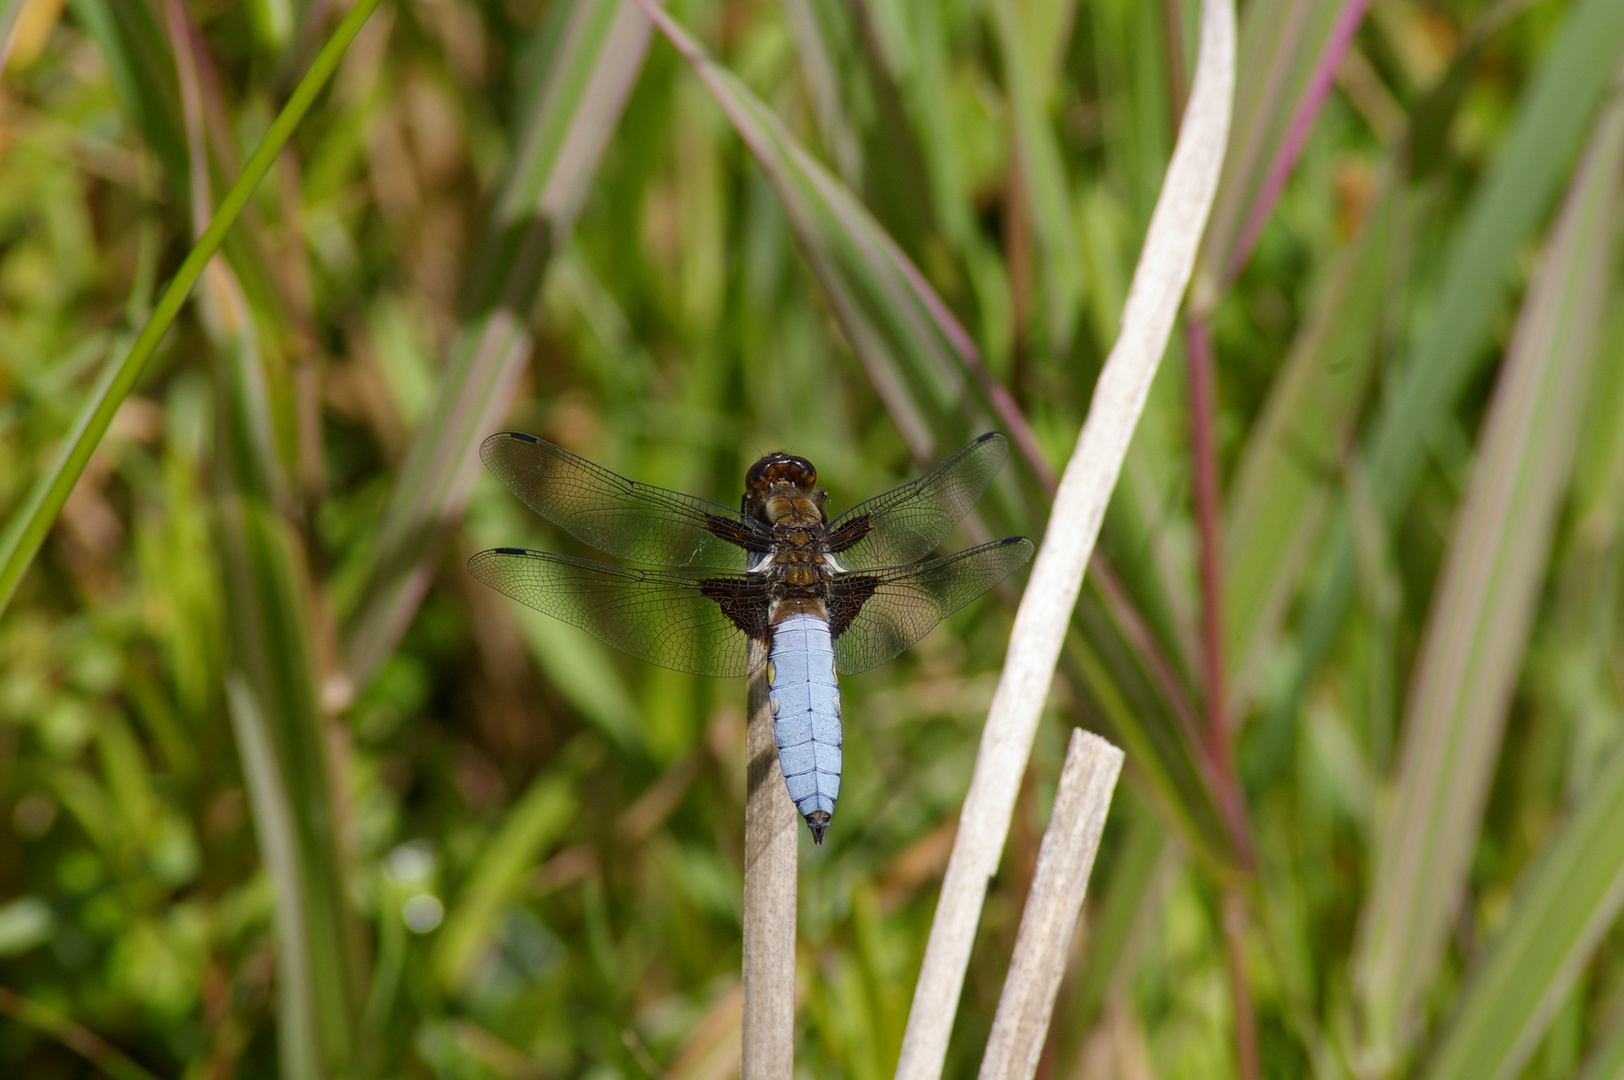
[767,612,842,844]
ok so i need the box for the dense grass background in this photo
[2,0,1624,1077]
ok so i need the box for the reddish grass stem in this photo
[1185,316,1259,1080]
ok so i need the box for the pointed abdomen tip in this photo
[806,811,830,844]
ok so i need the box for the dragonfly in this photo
[468,432,1033,843]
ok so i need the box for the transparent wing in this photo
[480,432,768,569]
[468,548,766,678]
[828,537,1033,675]
[827,433,1011,570]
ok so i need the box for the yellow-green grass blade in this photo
[0,0,27,76]
[0,985,164,1080]
[203,221,367,1077]
[1066,598,1240,878]
[221,498,366,1080]
[0,0,383,618]
[1276,0,1624,735]
[341,0,656,694]
[1194,0,1368,297]
[779,0,942,263]
[859,0,979,256]
[1354,81,1624,1067]
[637,0,969,462]
[75,0,301,329]
[1580,1003,1624,1080]
[1419,737,1624,1080]
[1221,170,1396,723]
[68,0,186,177]
[75,0,302,364]
[433,773,577,993]
[780,0,863,187]
[987,0,1084,354]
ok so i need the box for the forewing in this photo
[480,432,767,569]
[827,433,1010,570]
[829,537,1034,674]
[468,548,766,678]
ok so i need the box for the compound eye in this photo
[768,456,816,487]
[745,455,777,490]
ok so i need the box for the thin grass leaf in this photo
[67,0,186,175]
[227,675,333,1080]
[433,774,577,992]
[0,985,164,1080]
[1354,78,1624,1066]
[341,0,657,695]
[1419,731,1624,1080]
[636,0,970,463]
[988,0,1084,353]
[0,0,27,76]
[860,0,979,255]
[1066,588,1236,877]
[221,496,365,1080]
[1193,0,1371,296]
[0,0,384,618]
[1065,794,1168,1031]
[1222,170,1396,721]
[1580,1005,1624,1080]
[1276,0,1624,735]
[781,0,862,187]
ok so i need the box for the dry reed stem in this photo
[978,729,1124,1080]
[742,640,797,1077]
[893,0,1235,1075]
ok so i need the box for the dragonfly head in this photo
[744,452,825,524]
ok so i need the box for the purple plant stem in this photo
[1187,314,1260,1080]
[1224,0,1374,285]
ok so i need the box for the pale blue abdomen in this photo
[768,612,843,843]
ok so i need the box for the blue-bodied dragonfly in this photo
[468,432,1033,843]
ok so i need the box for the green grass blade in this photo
[0,0,383,619]
[341,0,655,693]
[1420,737,1624,1080]
[67,0,187,176]
[1275,0,1624,731]
[1195,0,1365,294]
[637,0,970,461]
[221,500,366,1079]
[1354,83,1624,1067]
[1222,170,1396,721]
[432,774,577,992]
[1580,1005,1624,1080]
[226,675,329,1080]
[207,242,367,1077]
[0,985,163,1080]
[0,0,27,76]
[988,0,1084,353]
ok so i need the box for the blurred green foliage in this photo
[1,0,1623,1078]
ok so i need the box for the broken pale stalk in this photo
[893,0,1235,1074]
[978,730,1124,1080]
[743,639,797,1078]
